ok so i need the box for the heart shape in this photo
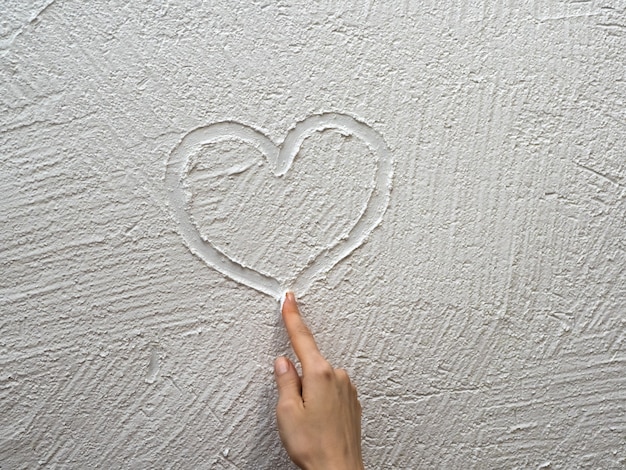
[165,113,393,299]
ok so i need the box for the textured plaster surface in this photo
[1,1,625,468]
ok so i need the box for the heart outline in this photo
[166,113,393,299]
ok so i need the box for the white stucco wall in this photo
[1,1,624,468]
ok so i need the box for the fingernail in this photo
[275,357,289,376]
[286,291,295,303]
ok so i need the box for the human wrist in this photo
[304,458,364,470]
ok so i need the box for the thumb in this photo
[274,356,302,405]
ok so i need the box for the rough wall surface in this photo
[1,1,625,468]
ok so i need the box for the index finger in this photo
[281,292,323,369]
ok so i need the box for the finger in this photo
[282,292,323,370]
[274,356,302,406]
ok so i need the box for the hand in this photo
[274,292,364,470]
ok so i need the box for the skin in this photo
[274,292,364,470]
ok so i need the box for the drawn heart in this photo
[165,113,393,299]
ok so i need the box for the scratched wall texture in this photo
[1,1,625,468]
